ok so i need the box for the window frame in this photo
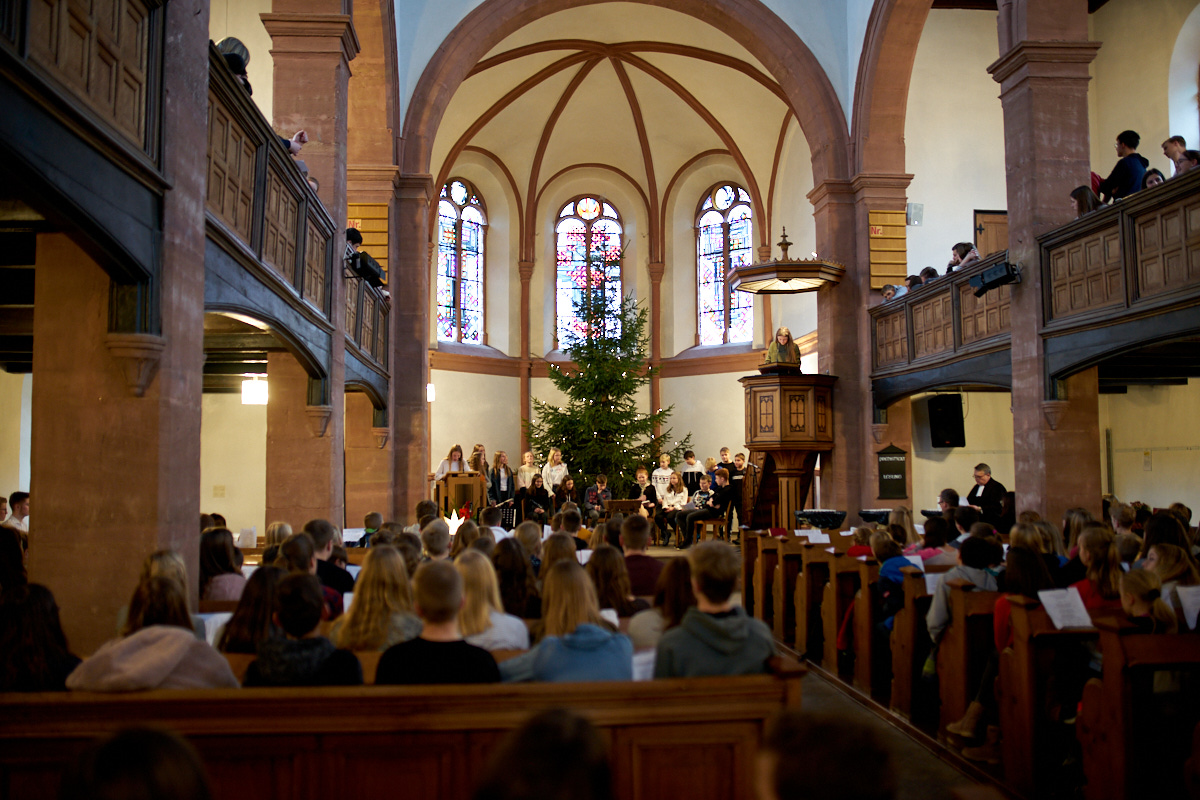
[436,178,488,345]
[695,182,754,346]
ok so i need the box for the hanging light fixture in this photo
[241,375,268,405]
[728,228,845,294]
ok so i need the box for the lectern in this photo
[739,365,836,529]
[435,472,486,518]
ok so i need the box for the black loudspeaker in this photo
[927,394,965,448]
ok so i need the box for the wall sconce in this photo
[241,375,268,405]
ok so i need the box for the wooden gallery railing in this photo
[205,44,335,326]
[345,276,390,370]
[869,251,1012,379]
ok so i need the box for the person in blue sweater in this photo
[499,560,632,682]
[1097,129,1149,203]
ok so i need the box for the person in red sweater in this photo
[845,527,873,559]
[1070,523,1123,612]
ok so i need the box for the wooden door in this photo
[974,210,1008,257]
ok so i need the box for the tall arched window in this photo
[436,179,486,343]
[697,183,753,345]
[555,196,623,344]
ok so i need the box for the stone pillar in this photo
[810,178,865,519]
[345,391,391,525]
[392,175,433,521]
[27,0,209,653]
[989,2,1102,520]
[266,352,342,526]
[263,0,358,527]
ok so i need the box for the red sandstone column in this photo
[392,175,433,521]
[262,0,358,527]
[344,391,392,525]
[989,1,1102,521]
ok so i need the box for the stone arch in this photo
[851,0,934,175]
[400,0,851,187]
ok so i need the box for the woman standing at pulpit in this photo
[434,444,467,482]
[763,326,801,366]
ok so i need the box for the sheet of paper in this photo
[924,573,942,595]
[347,565,361,579]
[341,527,366,545]
[839,530,855,537]
[241,565,258,579]
[1177,585,1200,631]
[793,531,830,544]
[599,607,619,627]
[542,525,554,541]
[237,527,257,548]
[343,592,354,612]
[196,612,232,647]
[1038,587,1095,630]
[905,555,923,569]
[632,651,655,682]
[576,549,593,565]
[914,523,925,537]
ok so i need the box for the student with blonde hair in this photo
[264,521,292,547]
[539,533,578,583]
[454,550,529,651]
[1145,542,1199,611]
[1071,523,1123,611]
[330,546,421,651]
[1119,570,1177,634]
[542,447,568,492]
[434,444,467,482]
[516,451,539,490]
[500,560,632,682]
[890,507,920,552]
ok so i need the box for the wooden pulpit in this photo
[435,471,486,517]
[739,366,836,530]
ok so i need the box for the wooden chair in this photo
[935,580,1002,741]
[693,501,733,545]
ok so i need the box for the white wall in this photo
[200,393,267,536]
[430,370,522,471]
[1089,0,1200,179]
[659,371,749,465]
[209,0,275,123]
[904,9,1008,272]
[909,391,1014,512]
[1099,380,1200,515]
[0,372,30,495]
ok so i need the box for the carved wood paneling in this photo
[262,167,299,277]
[1134,194,1200,299]
[207,93,257,244]
[28,0,152,147]
[361,292,375,360]
[911,291,953,359]
[874,311,907,368]
[960,282,1011,344]
[787,392,806,433]
[345,283,360,345]
[1048,224,1122,319]
[303,220,328,314]
[373,303,387,365]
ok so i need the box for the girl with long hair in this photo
[489,450,516,506]
[0,583,81,691]
[585,545,649,617]
[491,537,541,619]
[199,527,246,602]
[627,557,696,650]
[434,444,467,482]
[217,565,285,654]
[1071,523,1123,611]
[330,546,421,651]
[456,550,530,651]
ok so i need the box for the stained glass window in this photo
[555,196,623,344]
[697,183,753,345]
[436,179,486,343]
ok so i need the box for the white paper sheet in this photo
[343,592,354,611]
[632,650,655,681]
[576,549,593,565]
[347,565,361,579]
[543,525,554,541]
[196,612,232,647]
[839,530,855,537]
[342,527,366,545]
[793,530,830,543]
[1177,585,1200,631]
[905,555,923,569]
[1038,587,1095,630]
[600,608,619,627]
[924,573,941,595]
[237,527,257,548]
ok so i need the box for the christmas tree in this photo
[525,271,692,497]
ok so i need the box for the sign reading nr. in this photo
[877,444,907,500]
[869,225,883,236]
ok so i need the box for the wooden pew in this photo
[238,546,367,566]
[936,580,1002,741]
[1077,620,1200,800]
[851,556,881,698]
[889,564,950,719]
[772,536,808,644]
[792,541,842,660]
[0,658,805,800]
[740,528,762,618]
[820,551,863,677]
[997,597,1098,797]
[753,532,782,632]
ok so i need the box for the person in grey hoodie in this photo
[925,534,1003,644]
[654,542,775,678]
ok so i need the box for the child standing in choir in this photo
[651,454,673,498]
[488,451,516,507]
[542,447,568,492]
[680,450,705,497]
[516,451,539,490]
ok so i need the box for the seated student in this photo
[218,565,285,654]
[1009,520,1065,587]
[403,499,439,535]
[627,466,658,518]
[554,475,581,509]
[0,583,81,691]
[1071,524,1123,612]
[434,444,468,482]
[919,265,940,284]
[904,274,923,291]
[582,474,612,523]
[391,531,423,579]
[518,474,552,524]
[948,241,980,271]
[359,512,384,547]
[303,519,356,596]
[656,471,689,545]
[1119,569,1177,634]
[1142,168,1166,190]
[67,576,239,691]
[1110,501,1137,536]
[628,557,695,651]
[1115,533,1141,568]
[199,527,247,602]
[376,561,501,684]
[912,516,957,566]
[654,541,775,678]
[470,534,497,559]
[845,527,874,559]
[456,550,530,652]
[758,712,897,800]
[651,454,674,498]
[1138,510,1192,566]
[450,519,482,559]
[491,537,542,620]
[938,487,959,517]
[115,549,206,640]
[278,532,343,619]
[471,708,612,800]
[679,469,735,549]
[621,515,663,596]
[330,545,422,651]
[950,505,981,546]
[926,533,1002,645]
[1145,543,1199,611]
[421,518,452,561]
[514,520,543,574]
[890,506,920,553]
[488,450,517,508]
[480,506,510,541]
[539,534,579,589]
[586,545,650,618]
[59,727,213,800]
[870,532,910,631]
[560,508,589,552]
[243,573,362,686]
[501,560,632,683]
[679,450,705,497]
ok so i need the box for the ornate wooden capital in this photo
[104,333,165,397]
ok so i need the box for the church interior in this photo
[2,0,1200,797]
